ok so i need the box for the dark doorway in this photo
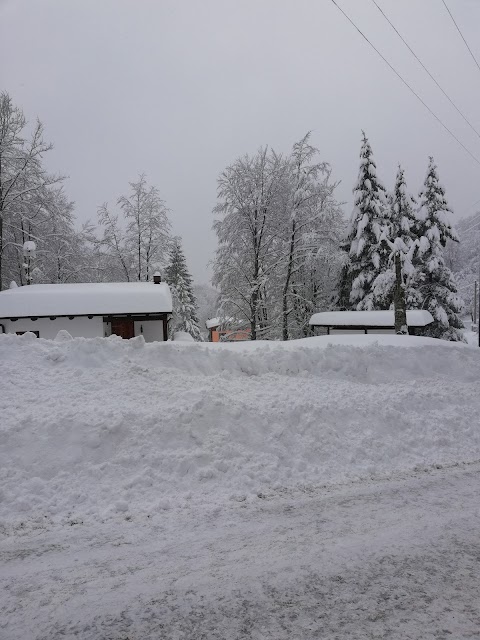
[110,318,135,339]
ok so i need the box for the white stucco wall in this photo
[367,329,395,334]
[133,320,164,342]
[328,329,395,335]
[329,329,366,335]
[2,316,104,339]
[1,316,167,341]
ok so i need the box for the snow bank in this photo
[1,333,479,526]
[172,331,195,342]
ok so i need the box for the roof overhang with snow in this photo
[309,310,434,328]
[206,317,221,329]
[0,282,173,320]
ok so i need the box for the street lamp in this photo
[23,241,36,285]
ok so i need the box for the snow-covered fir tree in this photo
[372,166,421,311]
[338,132,388,310]
[164,237,203,340]
[415,158,464,341]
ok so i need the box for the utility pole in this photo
[394,253,407,334]
[478,264,480,348]
[474,281,478,327]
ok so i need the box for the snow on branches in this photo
[338,132,388,311]
[212,135,344,340]
[165,237,203,341]
[338,138,464,342]
[414,158,464,341]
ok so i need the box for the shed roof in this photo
[309,310,434,328]
[0,282,172,319]
[206,317,221,329]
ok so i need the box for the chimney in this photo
[153,272,162,284]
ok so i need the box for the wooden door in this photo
[110,318,135,339]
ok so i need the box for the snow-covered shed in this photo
[205,317,251,342]
[309,310,434,336]
[0,281,172,341]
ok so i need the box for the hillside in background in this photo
[447,211,480,314]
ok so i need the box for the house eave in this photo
[310,324,428,330]
[0,312,172,322]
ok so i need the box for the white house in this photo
[0,279,172,341]
[309,310,434,335]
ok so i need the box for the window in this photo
[16,331,39,338]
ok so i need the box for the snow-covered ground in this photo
[462,317,478,346]
[1,333,480,638]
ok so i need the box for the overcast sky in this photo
[1,0,480,282]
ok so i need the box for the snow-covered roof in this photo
[206,317,221,329]
[0,282,172,318]
[309,310,434,328]
[205,316,241,330]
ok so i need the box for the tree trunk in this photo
[250,300,257,340]
[0,149,3,291]
[0,213,3,291]
[282,220,296,341]
[250,253,258,341]
[394,252,407,334]
[257,287,268,335]
[249,208,260,341]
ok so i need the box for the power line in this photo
[329,0,480,167]
[460,209,480,226]
[459,217,480,236]
[372,0,480,141]
[457,281,477,291]
[461,197,480,217]
[442,0,480,77]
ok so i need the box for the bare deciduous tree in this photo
[212,139,344,340]
[0,92,62,289]
[95,174,171,282]
[213,148,288,339]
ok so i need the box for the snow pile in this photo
[1,333,479,526]
[172,330,195,342]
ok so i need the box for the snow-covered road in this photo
[2,334,480,638]
[2,462,479,639]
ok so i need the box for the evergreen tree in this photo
[337,132,389,310]
[164,237,203,340]
[336,240,354,310]
[415,158,464,341]
[372,166,421,311]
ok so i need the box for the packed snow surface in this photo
[0,332,478,527]
[2,464,480,639]
[0,281,172,318]
[2,333,480,639]
[172,330,195,342]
